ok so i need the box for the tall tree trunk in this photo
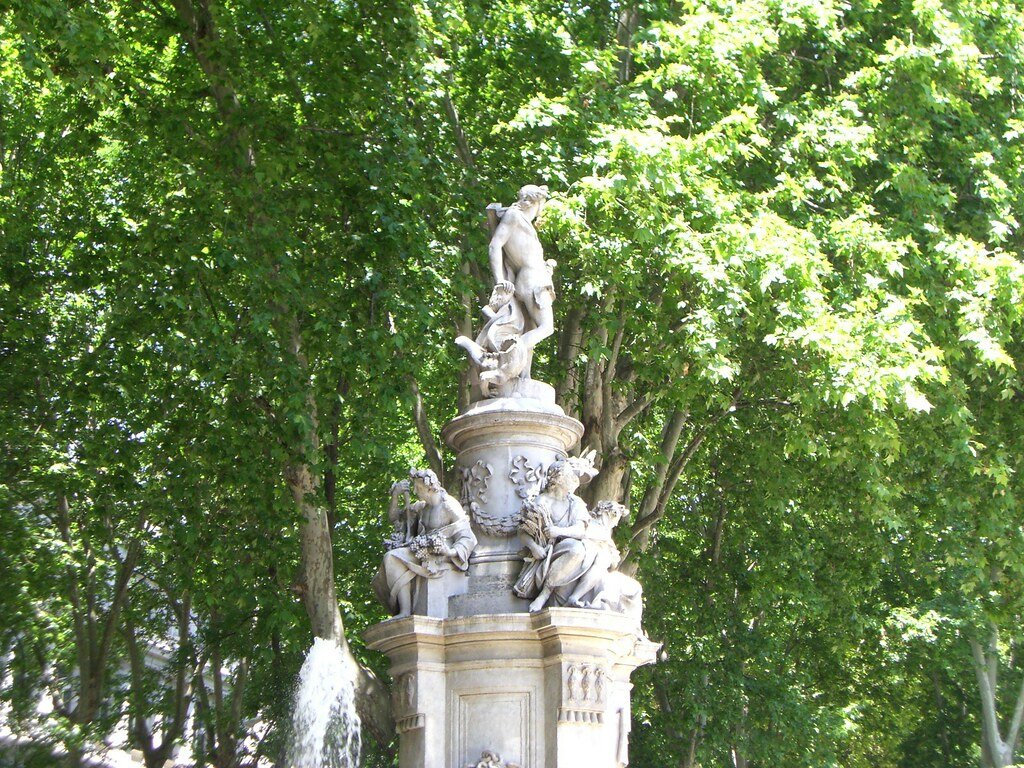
[970,627,1024,767]
[173,0,398,731]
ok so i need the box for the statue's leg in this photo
[566,569,603,607]
[544,540,586,586]
[384,553,415,617]
[519,302,554,349]
[529,586,552,613]
[396,583,412,617]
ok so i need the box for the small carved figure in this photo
[391,672,416,716]
[566,664,578,702]
[455,185,555,399]
[372,469,478,617]
[594,665,607,704]
[455,284,530,398]
[465,750,521,768]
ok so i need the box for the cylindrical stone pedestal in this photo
[441,399,584,616]
[365,609,659,768]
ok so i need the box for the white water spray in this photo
[288,637,362,768]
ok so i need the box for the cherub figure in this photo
[455,283,530,397]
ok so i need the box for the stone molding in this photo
[396,713,425,733]
[442,407,583,456]
[365,608,659,768]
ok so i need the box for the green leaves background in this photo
[2,0,1023,766]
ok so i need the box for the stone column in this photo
[442,400,583,616]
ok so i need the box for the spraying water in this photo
[288,637,362,768]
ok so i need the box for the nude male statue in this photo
[454,185,556,398]
[487,184,555,351]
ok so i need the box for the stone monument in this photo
[365,185,658,768]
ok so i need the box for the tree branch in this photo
[170,0,241,120]
[94,535,143,698]
[409,376,445,484]
[618,408,687,568]
[555,306,584,415]
[442,90,475,171]
[54,494,89,702]
[625,389,740,564]
[615,391,656,429]
[123,615,155,757]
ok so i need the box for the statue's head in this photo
[592,499,629,527]
[516,184,549,218]
[409,468,442,497]
[543,451,597,493]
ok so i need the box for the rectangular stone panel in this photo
[451,689,532,768]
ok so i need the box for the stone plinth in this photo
[365,608,659,768]
[442,400,583,617]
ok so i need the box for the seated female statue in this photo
[513,455,600,612]
[373,468,477,617]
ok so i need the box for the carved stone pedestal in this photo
[442,400,583,617]
[411,569,470,619]
[365,609,659,768]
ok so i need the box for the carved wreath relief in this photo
[508,454,547,500]
[460,460,506,535]
[461,458,532,536]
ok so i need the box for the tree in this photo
[2,0,1022,766]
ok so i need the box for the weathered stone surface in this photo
[444,406,583,542]
[455,186,554,404]
[442,403,583,617]
[365,186,658,768]
[365,609,659,768]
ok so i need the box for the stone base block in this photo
[412,569,469,619]
[365,608,659,768]
[449,556,528,616]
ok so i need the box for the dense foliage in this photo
[1,0,1022,766]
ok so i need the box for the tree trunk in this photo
[970,629,1024,768]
